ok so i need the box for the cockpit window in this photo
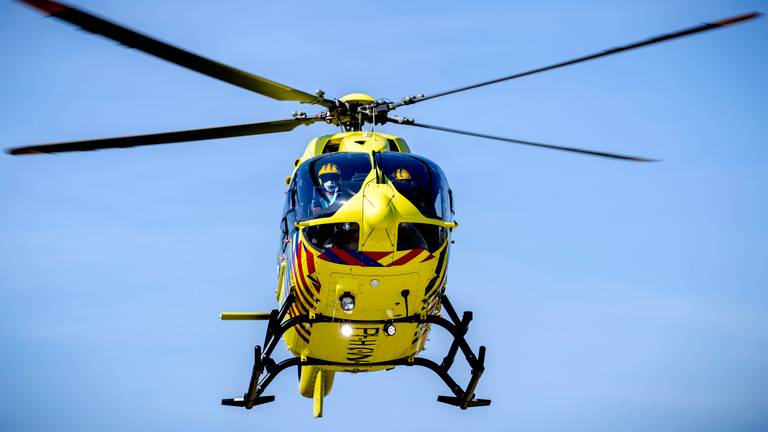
[304,222,360,251]
[380,153,452,221]
[294,153,372,221]
[397,223,448,252]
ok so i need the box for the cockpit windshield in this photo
[294,153,372,221]
[380,153,452,221]
[293,152,452,222]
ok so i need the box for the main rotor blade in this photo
[19,0,335,108]
[388,117,656,162]
[7,118,320,155]
[394,11,762,107]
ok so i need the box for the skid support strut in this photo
[221,294,490,410]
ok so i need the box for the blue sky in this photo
[1,0,767,431]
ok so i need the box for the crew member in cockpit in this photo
[392,167,425,208]
[392,168,429,250]
[393,168,412,183]
[312,163,341,214]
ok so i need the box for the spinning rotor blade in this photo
[8,118,320,155]
[388,117,655,162]
[19,0,335,107]
[393,12,762,107]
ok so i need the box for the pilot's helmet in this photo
[318,163,341,193]
[319,163,340,177]
[393,168,412,181]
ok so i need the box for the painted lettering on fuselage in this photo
[345,327,380,362]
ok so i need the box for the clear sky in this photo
[1,0,767,431]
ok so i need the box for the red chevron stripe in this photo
[289,303,300,317]
[304,243,316,274]
[389,248,424,266]
[365,251,392,261]
[303,244,321,293]
[290,261,309,307]
[299,320,313,335]
[436,272,446,294]
[294,286,313,312]
[295,325,310,343]
[296,242,304,276]
[307,274,321,294]
[330,248,363,266]
[290,245,301,291]
[296,244,314,299]
[287,256,314,313]
[427,294,440,312]
[290,258,299,290]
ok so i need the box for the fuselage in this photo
[276,131,455,371]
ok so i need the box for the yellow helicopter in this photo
[8,0,762,418]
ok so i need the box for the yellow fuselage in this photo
[276,131,454,374]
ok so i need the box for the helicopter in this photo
[8,0,762,418]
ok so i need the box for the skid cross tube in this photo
[221,294,490,410]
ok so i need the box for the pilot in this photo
[312,163,341,214]
[393,168,412,183]
[392,167,425,208]
[391,168,429,250]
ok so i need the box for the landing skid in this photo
[221,293,490,411]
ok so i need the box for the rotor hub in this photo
[338,93,376,105]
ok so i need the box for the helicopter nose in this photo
[363,185,395,226]
[361,183,398,250]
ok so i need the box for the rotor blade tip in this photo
[7,148,42,156]
[712,11,763,27]
[19,0,69,14]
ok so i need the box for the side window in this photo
[279,186,297,253]
[279,217,290,251]
[285,187,297,229]
[387,139,400,152]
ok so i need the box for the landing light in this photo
[340,323,353,337]
[340,293,355,312]
[384,323,396,336]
